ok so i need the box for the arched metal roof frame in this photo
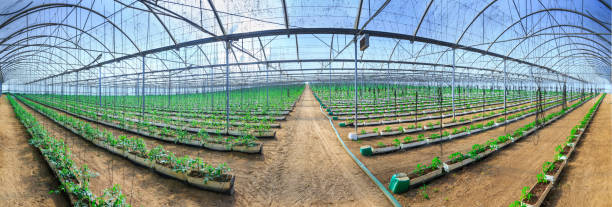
[552,55,609,78]
[2,50,77,74]
[0,24,102,60]
[458,7,611,46]
[2,61,63,84]
[71,68,529,89]
[1,44,84,73]
[3,62,58,82]
[2,1,609,88]
[0,3,187,83]
[3,55,68,78]
[536,43,610,67]
[64,56,561,89]
[0,3,142,52]
[488,24,611,52]
[0,22,132,78]
[465,24,612,73]
[0,35,96,65]
[0,5,196,83]
[23,27,589,85]
[0,38,123,80]
[546,49,611,70]
[478,34,612,78]
[132,0,283,78]
[429,6,611,82]
[554,58,609,84]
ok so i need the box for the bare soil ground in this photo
[334,94,571,138]
[334,93,569,128]
[543,95,612,207]
[15,85,389,207]
[335,96,583,180]
[0,95,68,206]
[384,95,599,206]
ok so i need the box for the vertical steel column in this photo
[329,48,332,103]
[62,75,65,110]
[76,71,79,104]
[211,66,215,107]
[503,59,507,114]
[98,67,102,107]
[266,63,269,109]
[225,41,230,134]
[452,48,456,119]
[354,35,358,135]
[142,55,146,118]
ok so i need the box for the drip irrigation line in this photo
[319,102,402,207]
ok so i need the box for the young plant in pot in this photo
[522,173,551,206]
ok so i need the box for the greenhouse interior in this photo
[0,0,610,206]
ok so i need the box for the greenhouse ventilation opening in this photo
[0,0,610,207]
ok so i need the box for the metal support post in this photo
[503,59,507,115]
[142,55,146,118]
[452,48,456,119]
[354,35,358,135]
[98,67,102,107]
[226,41,231,134]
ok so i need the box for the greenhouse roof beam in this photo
[600,0,611,10]
[0,23,106,60]
[547,49,611,69]
[357,0,391,33]
[456,0,499,44]
[281,0,289,31]
[507,34,610,61]
[0,3,142,52]
[25,27,587,84]
[1,51,75,74]
[2,55,68,77]
[80,70,506,88]
[140,0,217,37]
[140,1,178,45]
[207,0,226,35]
[482,35,612,76]
[539,43,611,66]
[413,0,434,37]
[0,36,87,66]
[466,24,612,74]
[488,15,611,53]
[354,0,364,29]
[61,63,556,86]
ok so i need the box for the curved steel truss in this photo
[0,0,609,88]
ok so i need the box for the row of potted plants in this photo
[315,85,555,111]
[311,84,532,108]
[28,96,279,137]
[46,84,303,115]
[7,95,131,206]
[509,94,606,207]
[358,95,589,156]
[324,93,547,116]
[20,96,264,153]
[16,96,236,194]
[40,96,289,122]
[386,93,599,194]
[341,94,575,128]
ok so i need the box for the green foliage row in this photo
[8,95,130,207]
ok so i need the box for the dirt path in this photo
[338,96,583,186]
[543,95,612,206]
[16,86,389,206]
[388,94,599,206]
[0,95,68,206]
[257,85,389,206]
